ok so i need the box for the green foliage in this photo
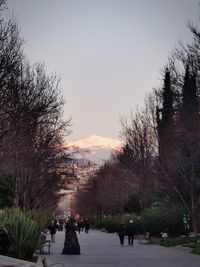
[0,175,13,208]
[124,195,141,214]
[24,209,52,231]
[161,237,199,247]
[192,240,200,255]
[139,204,185,236]
[104,218,119,233]
[93,203,186,237]
[140,207,166,236]
[0,209,47,260]
[111,203,185,236]
[94,218,105,229]
[94,217,120,233]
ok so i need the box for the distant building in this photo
[57,158,99,215]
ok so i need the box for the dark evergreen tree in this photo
[177,66,200,235]
[182,66,198,123]
[157,69,175,168]
[157,64,200,235]
[162,69,174,124]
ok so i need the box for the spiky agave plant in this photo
[0,209,41,260]
[25,209,52,232]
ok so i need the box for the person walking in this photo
[77,221,82,234]
[80,219,84,231]
[85,219,90,234]
[62,217,80,254]
[48,220,57,242]
[117,223,126,245]
[126,220,135,246]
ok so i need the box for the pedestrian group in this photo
[45,217,139,256]
[117,219,135,246]
[46,216,91,254]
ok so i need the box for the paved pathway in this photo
[36,230,200,267]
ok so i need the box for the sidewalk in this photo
[36,230,200,267]
[0,255,36,267]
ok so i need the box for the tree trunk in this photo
[191,212,199,236]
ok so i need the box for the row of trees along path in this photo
[74,22,200,236]
[0,0,72,211]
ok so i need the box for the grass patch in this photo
[160,237,200,247]
[192,240,200,255]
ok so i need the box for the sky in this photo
[6,0,200,141]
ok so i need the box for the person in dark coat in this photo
[126,220,135,246]
[58,219,64,231]
[77,221,82,234]
[80,219,84,231]
[48,220,57,242]
[62,218,80,254]
[85,219,90,234]
[117,223,126,245]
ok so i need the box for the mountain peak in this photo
[68,134,122,150]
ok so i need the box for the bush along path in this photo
[0,209,49,262]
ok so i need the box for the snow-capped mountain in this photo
[68,135,121,149]
[67,135,122,164]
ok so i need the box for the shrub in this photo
[25,209,52,231]
[104,218,119,233]
[94,218,105,229]
[0,209,45,261]
[192,240,200,255]
[140,207,167,236]
[93,203,185,237]
[139,204,185,237]
[161,237,199,247]
[94,217,120,233]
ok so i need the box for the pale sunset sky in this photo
[7,0,199,141]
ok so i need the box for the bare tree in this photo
[9,63,71,209]
[0,5,72,210]
[119,103,157,209]
[73,159,134,217]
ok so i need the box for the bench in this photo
[40,240,51,254]
[42,256,65,267]
[138,232,151,244]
